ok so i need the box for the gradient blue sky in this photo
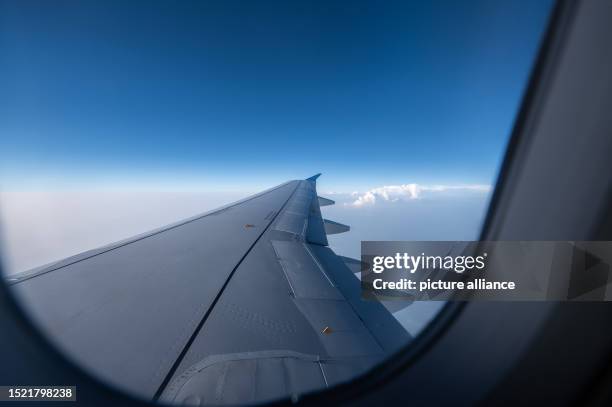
[0,0,552,191]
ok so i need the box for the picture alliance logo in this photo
[371,252,488,274]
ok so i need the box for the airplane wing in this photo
[7,175,410,405]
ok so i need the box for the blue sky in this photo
[0,0,552,191]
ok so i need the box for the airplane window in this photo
[0,1,553,405]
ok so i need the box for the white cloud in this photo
[348,184,491,207]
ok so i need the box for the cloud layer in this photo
[346,184,491,207]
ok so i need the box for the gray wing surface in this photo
[8,175,410,404]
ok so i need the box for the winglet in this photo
[306,173,321,181]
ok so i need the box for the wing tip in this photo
[306,173,322,181]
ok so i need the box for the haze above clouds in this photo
[344,184,491,207]
[0,190,247,274]
[323,184,491,259]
